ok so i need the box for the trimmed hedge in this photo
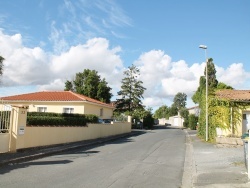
[28,112,86,117]
[27,112,98,126]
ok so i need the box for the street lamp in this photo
[199,45,208,141]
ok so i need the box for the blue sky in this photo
[0,0,249,109]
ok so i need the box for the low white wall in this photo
[16,122,131,150]
[0,133,10,153]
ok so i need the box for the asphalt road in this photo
[0,127,186,188]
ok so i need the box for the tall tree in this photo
[64,69,112,103]
[173,92,187,110]
[0,56,4,78]
[115,65,146,114]
[192,58,219,140]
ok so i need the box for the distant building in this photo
[187,106,200,116]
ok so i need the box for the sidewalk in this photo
[183,129,249,188]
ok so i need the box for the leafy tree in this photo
[169,104,178,117]
[173,92,187,110]
[0,56,4,80]
[64,69,112,103]
[65,80,73,91]
[153,105,169,119]
[133,107,154,129]
[115,65,146,114]
[217,82,234,90]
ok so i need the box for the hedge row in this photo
[28,112,86,117]
[27,112,98,126]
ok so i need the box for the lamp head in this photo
[199,45,207,49]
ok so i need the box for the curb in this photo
[182,129,195,188]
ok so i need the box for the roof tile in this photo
[216,90,250,102]
[0,91,113,108]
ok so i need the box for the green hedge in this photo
[28,112,86,117]
[188,114,198,130]
[27,112,98,126]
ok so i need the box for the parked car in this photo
[98,118,113,124]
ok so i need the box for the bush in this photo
[143,113,154,129]
[183,121,188,128]
[27,112,98,126]
[188,114,198,130]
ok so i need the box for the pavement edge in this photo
[182,129,196,188]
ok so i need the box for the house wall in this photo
[164,116,184,127]
[216,107,250,137]
[0,101,113,119]
[82,103,113,119]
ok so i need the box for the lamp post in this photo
[199,45,208,141]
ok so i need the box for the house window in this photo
[243,114,247,120]
[100,108,103,116]
[63,107,74,114]
[37,107,47,112]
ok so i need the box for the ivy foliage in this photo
[192,58,236,141]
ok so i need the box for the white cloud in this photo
[216,63,250,89]
[135,50,202,108]
[1,30,250,111]
[0,31,52,86]
[0,31,124,97]
[50,37,124,89]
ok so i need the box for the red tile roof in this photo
[0,91,114,108]
[216,90,250,102]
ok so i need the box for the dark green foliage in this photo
[115,65,146,114]
[153,105,169,119]
[173,92,187,109]
[28,112,87,117]
[206,58,218,90]
[169,104,178,117]
[153,92,187,120]
[130,108,154,129]
[180,108,189,128]
[188,114,198,130]
[217,82,234,90]
[27,116,87,126]
[27,112,98,126]
[0,56,4,77]
[143,113,154,129]
[64,80,73,91]
[64,69,112,103]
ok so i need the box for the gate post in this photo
[9,105,28,152]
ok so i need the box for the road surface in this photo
[0,127,186,188]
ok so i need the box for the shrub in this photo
[188,114,198,130]
[143,113,154,129]
[27,112,98,126]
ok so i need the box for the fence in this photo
[0,100,12,133]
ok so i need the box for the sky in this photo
[0,0,249,111]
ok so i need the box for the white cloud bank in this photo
[1,31,250,109]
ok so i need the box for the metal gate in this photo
[0,100,12,153]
